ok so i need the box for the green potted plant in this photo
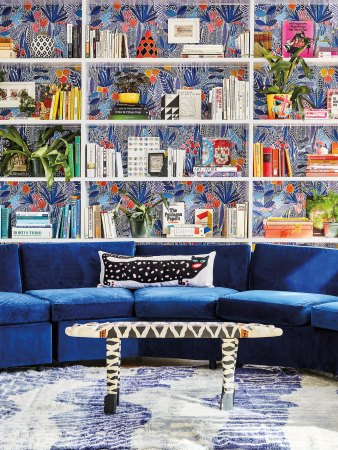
[119,192,169,238]
[258,38,313,119]
[306,191,338,237]
[115,71,150,104]
[0,125,78,187]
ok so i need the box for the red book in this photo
[263,147,273,177]
[307,155,338,160]
[272,148,279,177]
[279,148,285,176]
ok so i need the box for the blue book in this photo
[62,205,70,239]
[55,207,64,239]
[1,208,10,239]
[70,201,77,239]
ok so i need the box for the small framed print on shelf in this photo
[0,82,35,108]
[148,152,166,176]
[168,18,200,44]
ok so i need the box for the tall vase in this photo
[30,33,54,58]
[30,159,45,177]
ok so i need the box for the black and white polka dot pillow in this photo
[98,251,216,288]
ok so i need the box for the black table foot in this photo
[209,360,217,370]
[104,394,118,414]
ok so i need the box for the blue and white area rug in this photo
[1,365,337,450]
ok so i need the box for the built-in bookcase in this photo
[0,0,338,245]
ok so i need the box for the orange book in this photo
[272,148,279,177]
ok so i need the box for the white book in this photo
[177,89,201,120]
[101,212,108,238]
[116,152,123,177]
[163,202,185,234]
[123,33,129,58]
[90,30,94,58]
[214,86,223,120]
[86,143,97,177]
[67,24,73,56]
[236,203,246,239]
[12,227,52,239]
[85,26,90,57]
[88,206,93,239]
[108,211,117,238]
[84,207,89,239]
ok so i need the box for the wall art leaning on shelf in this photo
[0,2,82,58]
[86,180,247,238]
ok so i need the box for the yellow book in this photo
[253,143,258,177]
[259,143,263,177]
[59,90,63,120]
[256,143,261,177]
[70,88,75,120]
[67,91,71,120]
[74,86,79,120]
[285,147,293,177]
[52,90,60,120]
[78,89,81,120]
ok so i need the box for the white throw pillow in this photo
[98,251,216,288]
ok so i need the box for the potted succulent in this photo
[0,125,78,187]
[115,71,150,104]
[258,39,313,119]
[306,191,338,237]
[119,192,169,238]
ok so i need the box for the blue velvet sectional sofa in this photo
[0,242,337,374]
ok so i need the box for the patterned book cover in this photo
[282,21,314,58]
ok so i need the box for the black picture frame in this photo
[148,152,167,176]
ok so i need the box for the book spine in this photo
[75,136,81,177]
[1,208,10,239]
[62,205,69,238]
[272,148,279,177]
[263,147,273,177]
[12,227,52,239]
[67,143,75,178]
[284,147,293,177]
[67,24,73,58]
[85,26,90,58]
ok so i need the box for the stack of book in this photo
[86,28,129,58]
[67,136,81,178]
[264,217,313,238]
[207,76,249,120]
[12,212,52,239]
[254,32,272,57]
[67,24,82,58]
[39,84,82,120]
[253,143,292,177]
[306,154,338,177]
[86,143,124,177]
[167,224,205,238]
[193,166,239,177]
[84,205,117,238]
[222,203,248,239]
[0,38,16,58]
[55,196,81,239]
[234,31,250,57]
[180,45,224,58]
[0,206,11,238]
[109,103,150,120]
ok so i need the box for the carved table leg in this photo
[220,338,239,411]
[104,337,121,414]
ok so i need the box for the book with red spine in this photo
[272,148,279,177]
[263,147,273,177]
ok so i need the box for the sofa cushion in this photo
[311,302,338,332]
[26,287,135,321]
[0,244,22,293]
[136,244,251,291]
[216,290,338,326]
[250,243,338,296]
[134,286,237,319]
[99,251,215,288]
[20,242,135,291]
[0,292,50,325]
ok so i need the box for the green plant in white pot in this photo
[259,39,313,119]
[306,191,338,237]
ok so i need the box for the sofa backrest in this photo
[250,243,338,296]
[20,242,135,291]
[136,244,251,291]
[0,244,22,292]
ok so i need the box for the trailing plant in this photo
[114,71,150,93]
[119,192,169,229]
[258,39,314,117]
[0,125,78,187]
[19,89,36,116]
[306,191,338,229]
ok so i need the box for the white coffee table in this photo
[66,321,283,414]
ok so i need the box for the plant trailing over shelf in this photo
[0,125,78,187]
[259,39,313,119]
[119,192,169,238]
[306,191,338,237]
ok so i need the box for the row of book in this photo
[45,86,82,120]
[86,28,129,59]
[167,148,185,178]
[66,24,82,58]
[0,38,16,58]
[55,197,81,239]
[221,203,248,239]
[86,144,124,178]
[84,205,117,239]
[306,154,338,177]
[109,103,150,120]
[12,211,52,239]
[192,166,240,177]
[234,31,250,58]
[253,143,292,177]
[205,77,250,121]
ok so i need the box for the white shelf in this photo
[254,57,338,66]
[0,237,249,243]
[87,119,250,126]
[254,119,338,126]
[0,120,82,126]
[254,177,338,182]
[86,57,250,66]
[253,237,338,244]
[0,58,82,65]
[85,177,248,182]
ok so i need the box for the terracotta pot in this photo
[266,93,292,119]
[119,93,140,104]
[323,222,338,238]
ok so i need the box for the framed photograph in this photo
[148,152,165,176]
[0,82,35,108]
[168,18,200,44]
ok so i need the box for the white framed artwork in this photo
[167,18,200,44]
[0,82,35,108]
